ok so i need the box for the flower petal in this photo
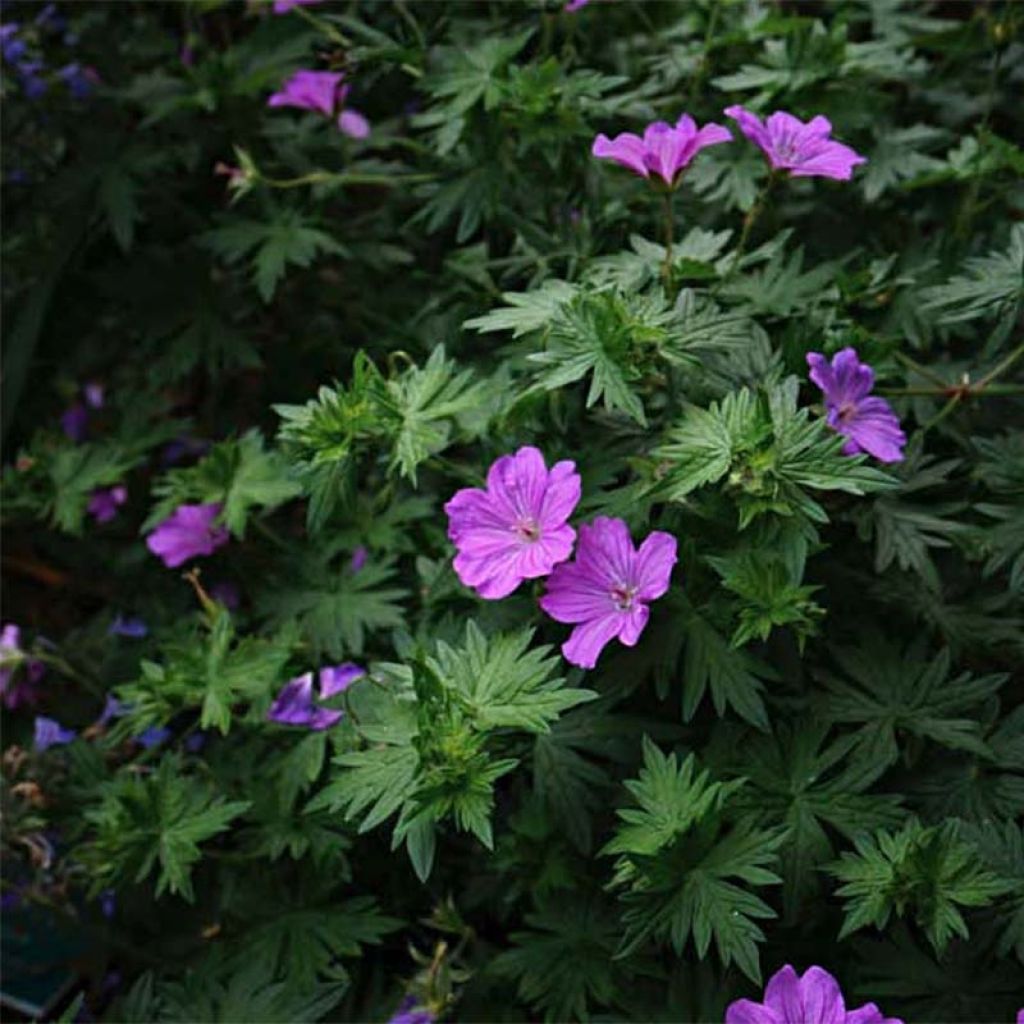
[561,612,625,669]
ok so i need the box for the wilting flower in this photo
[34,716,76,752]
[725,106,866,181]
[1,624,45,709]
[388,996,435,1024]
[592,114,732,187]
[267,68,370,138]
[267,663,365,730]
[726,964,903,1024]
[540,517,677,669]
[88,485,127,524]
[108,615,148,639]
[445,446,581,600]
[807,347,905,463]
[273,0,324,12]
[146,503,229,568]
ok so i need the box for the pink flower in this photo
[540,517,677,669]
[267,68,371,138]
[145,503,229,568]
[565,0,590,10]
[724,106,866,181]
[444,446,581,600]
[272,0,324,12]
[726,964,902,1024]
[807,348,905,463]
[592,114,732,187]
[88,485,127,524]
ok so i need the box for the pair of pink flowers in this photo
[444,447,678,669]
[593,106,865,187]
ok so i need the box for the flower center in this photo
[610,582,638,611]
[513,518,541,543]
[837,400,858,425]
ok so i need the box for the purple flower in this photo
[268,69,371,138]
[59,62,94,100]
[34,716,76,752]
[268,69,345,117]
[18,60,47,99]
[349,546,368,573]
[136,726,171,749]
[724,106,866,181]
[1,23,26,63]
[726,964,903,1024]
[267,664,364,731]
[61,402,89,442]
[565,0,590,10]
[592,114,732,187]
[88,485,127,524]
[1,624,45,710]
[540,517,677,669]
[84,382,104,409]
[389,996,435,1024]
[273,0,324,11]
[806,348,905,463]
[99,889,116,919]
[444,446,581,600]
[108,615,148,639]
[97,694,125,727]
[146,503,230,568]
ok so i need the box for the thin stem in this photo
[263,171,433,190]
[893,350,950,389]
[719,172,777,286]
[292,3,349,46]
[974,341,1024,389]
[661,189,675,289]
[686,2,721,108]
[880,384,1024,398]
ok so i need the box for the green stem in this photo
[263,171,434,190]
[894,350,949,388]
[974,341,1024,389]
[661,189,675,290]
[292,3,349,46]
[719,172,777,286]
[686,2,721,107]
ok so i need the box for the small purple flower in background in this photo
[592,114,732,187]
[161,436,209,465]
[210,581,241,610]
[1,624,45,709]
[564,0,591,10]
[180,44,195,67]
[268,69,371,139]
[807,348,905,463]
[184,731,208,753]
[725,106,867,181]
[349,546,368,573]
[445,446,581,600]
[88,485,127,524]
[726,964,903,1024]
[540,517,677,669]
[34,4,65,33]
[17,59,47,100]
[108,615,148,639]
[146,503,229,568]
[1,23,27,63]
[97,694,125,727]
[99,889,116,919]
[388,996,435,1024]
[59,62,95,100]
[273,0,325,13]
[136,726,171,749]
[34,716,76,752]
[267,663,364,731]
[61,402,89,442]
[83,382,105,409]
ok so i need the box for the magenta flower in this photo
[272,0,324,12]
[267,663,364,730]
[388,996,435,1024]
[1,624,45,709]
[724,106,866,181]
[564,0,590,10]
[145,503,229,568]
[34,716,77,752]
[807,348,905,463]
[267,69,370,139]
[726,965,903,1024]
[592,114,732,187]
[349,546,368,573]
[88,485,127,524]
[540,517,677,669]
[444,446,581,600]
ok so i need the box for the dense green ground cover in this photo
[1,1,1022,1021]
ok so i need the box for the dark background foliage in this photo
[1,1,1022,1021]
